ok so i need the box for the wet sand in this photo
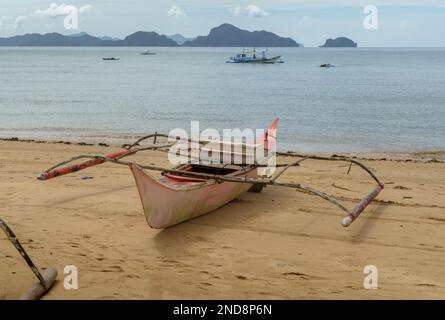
[0,140,444,299]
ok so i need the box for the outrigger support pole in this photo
[275,152,385,226]
[0,217,57,300]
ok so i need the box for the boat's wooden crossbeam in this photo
[277,152,383,186]
[39,143,174,181]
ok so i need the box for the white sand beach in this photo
[0,140,444,299]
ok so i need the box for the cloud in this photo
[230,4,268,17]
[14,16,26,29]
[79,5,93,14]
[230,6,243,16]
[34,3,93,18]
[35,3,73,18]
[245,4,268,18]
[167,5,185,18]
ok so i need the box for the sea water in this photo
[0,47,444,153]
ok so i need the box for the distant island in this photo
[319,37,357,48]
[108,32,177,47]
[0,31,177,47]
[183,24,299,47]
[0,23,299,47]
[167,34,196,45]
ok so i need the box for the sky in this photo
[1,1,444,47]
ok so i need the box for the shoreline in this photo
[1,136,444,163]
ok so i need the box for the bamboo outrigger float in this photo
[37,119,384,229]
[0,217,57,299]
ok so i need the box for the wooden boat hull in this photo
[130,164,257,229]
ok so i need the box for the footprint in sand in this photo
[199,282,213,287]
[93,265,124,273]
[394,185,411,190]
[416,283,436,287]
[282,272,320,280]
[101,265,124,273]
[428,217,445,223]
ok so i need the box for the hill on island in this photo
[0,24,299,47]
[0,32,103,46]
[0,31,177,47]
[319,37,357,48]
[103,31,177,46]
[183,24,299,47]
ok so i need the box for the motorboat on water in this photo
[140,49,156,55]
[227,49,282,64]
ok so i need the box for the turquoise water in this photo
[0,47,444,152]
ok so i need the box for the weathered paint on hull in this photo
[130,164,257,229]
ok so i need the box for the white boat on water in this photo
[227,49,283,64]
[140,49,156,55]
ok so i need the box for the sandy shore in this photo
[0,139,444,299]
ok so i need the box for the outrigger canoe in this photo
[38,118,384,229]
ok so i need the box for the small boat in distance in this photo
[140,49,156,55]
[227,49,282,64]
[102,57,120,61]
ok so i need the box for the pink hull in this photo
[130,164,257,229]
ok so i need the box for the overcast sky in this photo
[1,1,444,47]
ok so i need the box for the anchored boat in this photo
[140,49,156,55]
[38,118,383,229]
[227,49,282,64]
